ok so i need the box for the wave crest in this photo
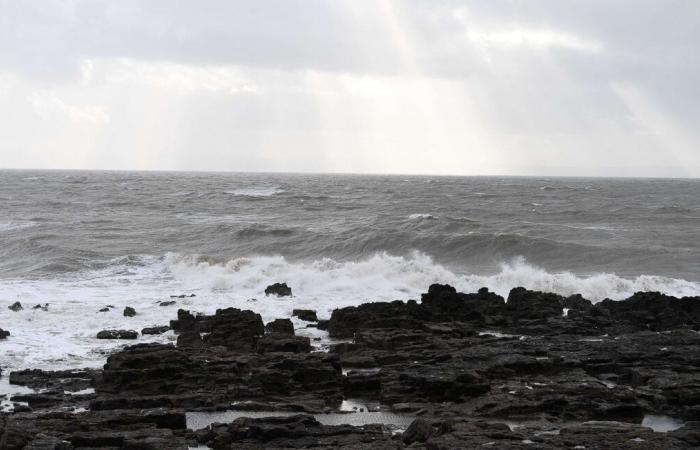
[163,252,700,302]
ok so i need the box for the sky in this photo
[0,0,699,177]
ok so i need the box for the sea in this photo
[1,170,699,373]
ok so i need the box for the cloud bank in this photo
[0,0,698,176]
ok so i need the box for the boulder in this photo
[123,306,136,317]
[265,318,295,335]
[264,282,292,297]
[96,330,138,340]
[8,301,23,312]
[403,418,434,444]
[292,309,318,322]
[0,327,9,339]
[141,326,170,335]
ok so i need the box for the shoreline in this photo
[1,284,699,448]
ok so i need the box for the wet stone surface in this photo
[1,285,700,448]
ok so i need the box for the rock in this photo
[123,306,136,317]
[141,326,170,335]
[192,414,391,449]
[403,418,434,444]
[98,307,110,313]
[265,318,295,335]
[96,330,138,340]
[170,294,195,298]
[176,331,203,348]
[506,287,564,320]
[292,309,318,322]
[8,301,23,311]
[202,307,265,352]
[264,282,292,297]
[0,328,9,339]
[9,285,700,450]
[159,300,176,306]
[32,304,49,311]
[256,334,311,353]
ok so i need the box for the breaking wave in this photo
[163,252,700,303]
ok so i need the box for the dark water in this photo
[1,170,699,281]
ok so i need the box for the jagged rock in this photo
[264,282,292,297]
[256,334,311,353]
[96,329,138,339]
[265,318,295,335]
[32,304,48,311]
[123,306,136,317]
[98,307,109,312]
[506,287,564,320]
[292,309,318,322]
[192,414,393,449]
[202,308,265,351]
[176,331,203,348]
[8,301,23,312]
[0,327,9,339]
[159,301,176,306]
[403,418,434,444]
[141,326,170,335]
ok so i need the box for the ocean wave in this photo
[1,251,699,373]
[225,187,284,197]
[163,252,700,303]
[408,213,437,220]
[0,221,37,232]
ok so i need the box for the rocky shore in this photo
[1,284,700,449]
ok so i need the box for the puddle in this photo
[186,409,415,431]
[0,377,35,412]
[641,415,685,432]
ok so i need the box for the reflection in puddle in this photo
[641,415,685,432]
[187,409,414,431]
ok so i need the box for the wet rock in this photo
[123,306,136,317]
[170,293,196,298]
[403,418,434,444]
[141,326,170,335]
[8,301,23,312]
[265,282,292,297]
[292,309,318,322]
[0,327,9,339]
[97,307,109,312]
[32,304,49,311]
[159,300,176,306]
[192,414,393,449]
[202,308,265,352]
[596,291,700,331]
[256,334,311,353]
[1,408,187,450]
[506,287,564,320]
[96,329,138,340]
[265,318,295,335]
[176,331,203,348]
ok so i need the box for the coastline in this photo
[1,284,699,448]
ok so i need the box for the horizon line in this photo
[0,166,698,181]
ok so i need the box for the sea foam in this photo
[1,252,699,373]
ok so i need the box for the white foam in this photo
[0,252,699,373]
[0,221,36,232]
[225,187,283,197]
[408,213,437,220]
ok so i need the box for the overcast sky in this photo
[1,0,698,176]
